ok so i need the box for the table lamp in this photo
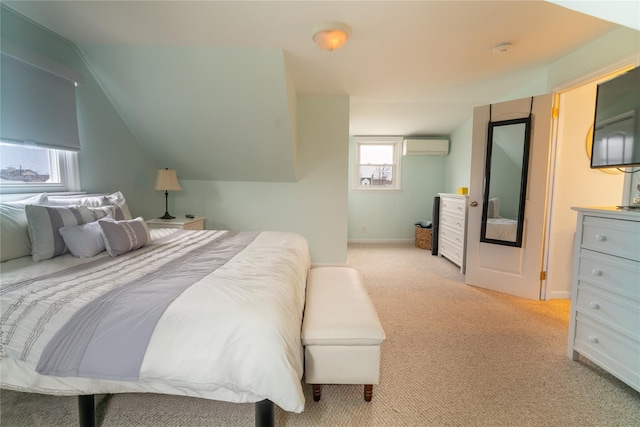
[154,168,182,219]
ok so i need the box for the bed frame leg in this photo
[78,395,96,427]
[255,399,275,427]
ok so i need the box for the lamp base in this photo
[159,212,175,220]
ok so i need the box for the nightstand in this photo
[146,216,205,230]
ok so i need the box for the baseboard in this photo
[310,262,348,268]
[348,239,414,244]
[547,291,571,300]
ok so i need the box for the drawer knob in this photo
[591,269,603,277]
[589,302,600,310]
[588,335,599,344]
[595,234,607,242]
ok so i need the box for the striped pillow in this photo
[25,205,115,261]
[99,217,150,257]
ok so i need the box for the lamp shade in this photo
[154,168,182,191]
[311,22,351,51]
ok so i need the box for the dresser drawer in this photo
[441,197,466,216]
[576,285,639,338]
[577,249,640,299]
[439,212,465,233]
[574,316,640,389]
[581,216,640,261]
[439,224,464,249]
[439,239,463,266]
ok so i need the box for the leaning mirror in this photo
[480,117,531,247]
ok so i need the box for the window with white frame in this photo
[0,44,83,194]
[353,136,403,190]
[0,143,80,194]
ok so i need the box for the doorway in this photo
[541,66,633,300]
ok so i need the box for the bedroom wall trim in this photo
[347,239,414,244]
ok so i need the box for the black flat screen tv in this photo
[591,66,640,169]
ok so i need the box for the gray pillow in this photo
[99,217,150,257]
[58,221,106,258]
[25,205,114,262]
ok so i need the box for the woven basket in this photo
[415,227,432,250]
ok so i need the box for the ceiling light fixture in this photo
[311,22,352,52]
[492,42,512,54]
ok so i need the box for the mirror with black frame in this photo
[480,116,531,247]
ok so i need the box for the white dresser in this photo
[568,207,640,392]
[438,193,468,273]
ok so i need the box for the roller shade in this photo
[1,52,81,151]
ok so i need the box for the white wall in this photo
[544,71,631,299]
[171,95,350,265]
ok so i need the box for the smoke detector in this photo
[492,42,512,54]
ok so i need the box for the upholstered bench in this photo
[301,267,386,402]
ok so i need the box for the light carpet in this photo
[1,243,639,426]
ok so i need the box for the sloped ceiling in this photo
[4,1,634,183]
[80,45,297,181]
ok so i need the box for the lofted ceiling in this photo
[3,1,636,182]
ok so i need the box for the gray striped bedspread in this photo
[0,229,310,412]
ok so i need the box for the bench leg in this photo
[312,384,322,402]
[364,384,373,402]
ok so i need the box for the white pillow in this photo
[44,191,132,220]
[0,193,46,262]
[44,193,108,207]
[488,198,501,218]
[99,217,150,257]
[58,221,106,258]
[25,205,115,262]
[103,191,132,220]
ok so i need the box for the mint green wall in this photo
[486,144,521,219]
[171,96,350,265]
[445,27,639,196]
[1,6,158,218]
[444,119,473,193]
[548,27,639,90]
[348,138,446,242]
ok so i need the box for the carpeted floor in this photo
[1,243,639,426]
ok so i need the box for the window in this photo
[0,143,80,194]
[353,136,403,191]
[0,43,83,194]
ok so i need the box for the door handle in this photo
[470,201,478,207]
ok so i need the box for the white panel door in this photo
[465,95,553,300]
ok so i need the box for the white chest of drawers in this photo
[568,207,640,393]
[438,193,468,273]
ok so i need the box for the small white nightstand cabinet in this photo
[146,216,205,231]
[438,193,468,273]
[568,207,640,393]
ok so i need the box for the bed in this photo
[0,193,310,426]
[485,217,518,241]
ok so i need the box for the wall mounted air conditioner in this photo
[402,138,449,156]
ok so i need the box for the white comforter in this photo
[0,229,310,412]
[485,217,518,241]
